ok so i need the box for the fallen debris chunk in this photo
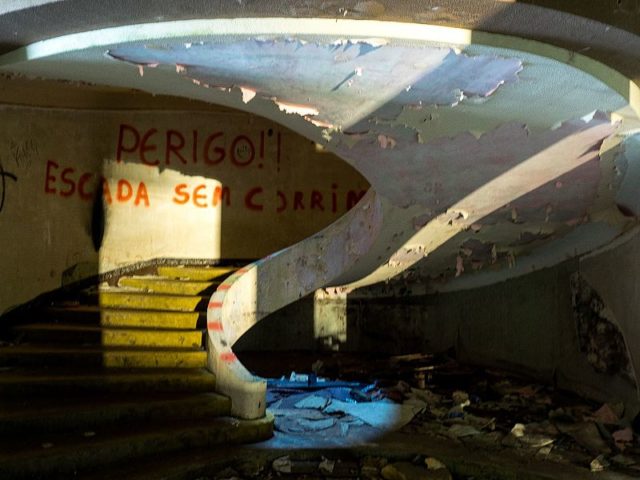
[611,454,636,466]
[447,424,481,438]
[511,423,526,438]
[592,403,622,424]
[325,399,423,430]
[272,456,292,474]
[361,457,387,479]
[612,427,634,450]
[319,457,336,474]
[452,390,470,406]
[590,454,610,472]
[295,417,336,431]
[294,395,330,410]
[557,422,611,454]
[425,457,447,470]
[410,388,442,405]
[382,461,451,480]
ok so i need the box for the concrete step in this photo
[43,306,204,329]
[157,265,237,281]
[83,445,239,480]
[0,345,207,368]
[118,276,220,295]
[0,392,230,435]
[84,291,208,312]
[12,324,204,348]
[0,368,216,397]
[0,413,274,480]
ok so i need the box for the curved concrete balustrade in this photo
[206,190,383,419]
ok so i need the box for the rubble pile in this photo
[207,454,454,480]
[261,353,640,477]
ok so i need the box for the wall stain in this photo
[571,272,635,382]
[0,158,17,214]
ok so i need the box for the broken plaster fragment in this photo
[330,37,388,48]
[175,64,186,74]
[455,255,464,277]
[274,99,320,116]
[307,117,335,129]
[377,134,397,149]
[590,455,610,472]
[240,86,257,104]
[510,207,519,223]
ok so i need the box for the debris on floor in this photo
[254,351,640,477]
[208,454,454,480]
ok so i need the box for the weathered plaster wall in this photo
[2,25,635,294]
[238,258,639,412]
[0,81,368,315]
[581,228,640,401]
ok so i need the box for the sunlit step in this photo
[0,368,216,397]
[0,345,207,368]
[12,324,204,348]
[156,265,237,281]
[43,307,203,329]
[96,291,208,312]
[118,276,221,295]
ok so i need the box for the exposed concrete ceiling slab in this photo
[0,17,638,289]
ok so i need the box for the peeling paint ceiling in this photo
[1,19,638,290]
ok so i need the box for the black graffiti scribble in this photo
[0,160,18,213]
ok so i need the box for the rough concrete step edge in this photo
[11,324,205,347]
[12,323,205,334]
[0,347,208,368]
[156,265,238,281]
[0,413,274,479]
[0,392,231,435]
[41,307,204,328]
[117,277,221,294]
[0,368,216,394]
[0,345,205,353]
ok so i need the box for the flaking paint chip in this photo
[240,87,257,103]
[377,134,397,149]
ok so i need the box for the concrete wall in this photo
[239,251,639,412]
[581,229,640,400]
[0,78,368,315]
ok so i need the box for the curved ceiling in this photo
[1,16,639,290]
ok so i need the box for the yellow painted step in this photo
[98,292,206,312]
[0,346,207,368]
[119,277,220,295]
[13,324,204,348]
[100,349,208,368]
[0,413,274,478]
[46,307,202,329]
[157,266,237,281]
[0,393,231,436]
[0,368,216,396]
